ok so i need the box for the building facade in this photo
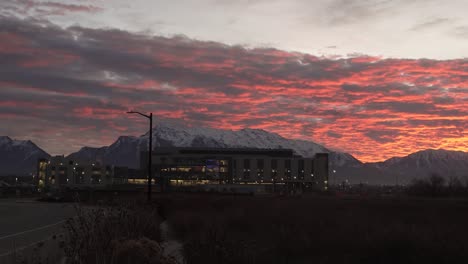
[142,148,329,191]
[37,156,112,190]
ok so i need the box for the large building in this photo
[37,156,113,190]
[142,148,329,191]
[36,148,330,193]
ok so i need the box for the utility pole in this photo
[127,111,154,201]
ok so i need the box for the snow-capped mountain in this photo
[0,136,50,176]
[370,149,468,183]
[68,122,361,169]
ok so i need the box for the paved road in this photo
[0,199,76,257]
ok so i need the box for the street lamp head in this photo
[126,110,151,119]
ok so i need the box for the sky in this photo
[0,0,467,162]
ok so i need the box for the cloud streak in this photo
[0,0,102,17]
[0,16,466,162]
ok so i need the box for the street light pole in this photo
[148,113,153,198]
[127,111,153,202]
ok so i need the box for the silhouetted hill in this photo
[375,149,468,183]
[0,136,50,176]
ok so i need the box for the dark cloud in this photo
[0,0,102,17]
[365,130,399,143]
[327,131,342,138]
[433,96,455,104]
[367,102,432,113]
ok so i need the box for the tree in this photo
[407,173,446,197]
[428,173,445,197]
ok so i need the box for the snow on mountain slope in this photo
[148,122,361,167]
[0,136,50,176]
[369,149,468,182]
[146,123,329,156]
[69,122,361,168]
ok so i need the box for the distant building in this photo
[113,166,146,184]
[142,148,329,191]
[37,148,329,193]
[37,156,113,190]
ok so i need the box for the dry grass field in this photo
[156,193,468,264]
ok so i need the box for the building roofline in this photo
[151,147,298,157]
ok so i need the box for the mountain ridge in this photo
[0,136,50,176]
[1,124,466,183]
[363,149,468,184]
[68,122,361,169]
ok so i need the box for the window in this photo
[243,159,250,179]
[257,159,264,178]
[285,160,291,179]
[271,159,277,179]
[75,168,85,184]
[311,160,315,176]
[91,175,102,184]
[298,159,305,180]
[232,160,237,180]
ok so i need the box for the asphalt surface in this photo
[0,199,76,257]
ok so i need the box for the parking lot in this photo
[0,199,75,258]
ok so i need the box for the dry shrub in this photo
[110,237,177,264]
[64,202,163,264]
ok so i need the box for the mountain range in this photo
[1,123,467,184]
